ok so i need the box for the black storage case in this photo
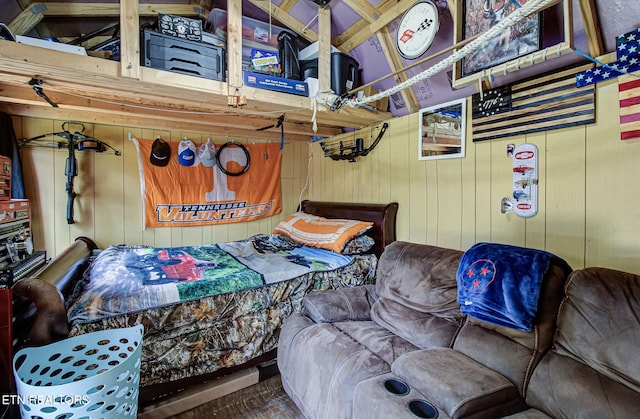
[141,29,225,81]
[300,52,360,95]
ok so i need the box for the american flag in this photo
[574,28,640,140]
[619,73,640,140]
[576,28,640,87]
[472,64,595,142]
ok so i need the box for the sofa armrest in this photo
[391,348,526,418]
[303,284,378,323]
[12,277,69,346]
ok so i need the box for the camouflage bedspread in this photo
[66,235,377,387]
[67,234,353,324]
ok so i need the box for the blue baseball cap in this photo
[178,139,196,166]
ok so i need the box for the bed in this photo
[11,200,398,403]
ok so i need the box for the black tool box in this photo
[141,29,225,81]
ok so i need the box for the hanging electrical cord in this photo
[298,142,313,210]
[330,0,560,109]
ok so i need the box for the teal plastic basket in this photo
[13,324,143,419]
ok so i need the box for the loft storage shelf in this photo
[0,1,390,140]
[0,41,388,138]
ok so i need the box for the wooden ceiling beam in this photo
[0,83,340,140]
[342,0,380,23]
[318,5,332,93]
[578,0,604,57]
[376,28,419,113]
[278,0,298,13]
[8,2,210,36]
[334,0,416,52]
[227,0,244,90]
[446,0,456,22]
[120,0,140,80]
[248,0,319,44]
[38,2,207,18]
[8,3,46,36]
[0,102,317,143]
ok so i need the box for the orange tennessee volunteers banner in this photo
[132,136,282,227]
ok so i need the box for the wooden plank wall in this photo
[11,119,309,255]
[310,77,640,274]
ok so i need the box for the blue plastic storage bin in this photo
[12,324,143,418]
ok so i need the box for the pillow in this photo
[273,212,373,253]
[342,234,376,255]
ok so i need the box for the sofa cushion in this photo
[554,267,640,393]
[392,348,526,418]
[303,285,377,323]
[524,349,639,417]
[370,297,461,349]
[502,409,552,418]
[452,260,569,396]
[374,241,463,318]
[518,267,640,417]
[278,314,417,419]
[332,321,419,365]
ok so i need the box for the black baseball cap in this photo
[150,137,171,167]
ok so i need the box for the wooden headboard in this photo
[299,200,399,258]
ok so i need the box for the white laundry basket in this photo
[12,324,143,419]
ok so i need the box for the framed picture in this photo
[418,98,466,161]
[461,0,541,77]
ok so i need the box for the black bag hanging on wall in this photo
[0,112,26,199]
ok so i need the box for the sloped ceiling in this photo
[1,0,638,119]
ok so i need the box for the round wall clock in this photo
[396,0,440,60]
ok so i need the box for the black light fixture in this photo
[310,0,331,6]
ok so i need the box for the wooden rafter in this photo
[377,28,419,113]
[334,0,415,52]
[446,0,456,22]
[8,2,209,36]
[120,0,140,80]
[248,0,319,44]
[227,0,244,90]
[339,0,419,111]
[279,0,298,13]
[318,5,332,93]
[342,0,380,23]
[578,0,604,57]
[31,2,207,17]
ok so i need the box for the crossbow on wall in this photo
[19,122,121,224]
[320,122,388,162]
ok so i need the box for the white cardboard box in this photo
[298,41,339,61]
[15,35,87,56]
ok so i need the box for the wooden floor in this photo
[168,374,305,419]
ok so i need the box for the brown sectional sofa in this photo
[277,241,640,418]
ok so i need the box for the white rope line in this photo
[332,0,558,108]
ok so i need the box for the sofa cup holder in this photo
[408,399,438,419]
[382,379,439,418]
[383,378,410,396]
